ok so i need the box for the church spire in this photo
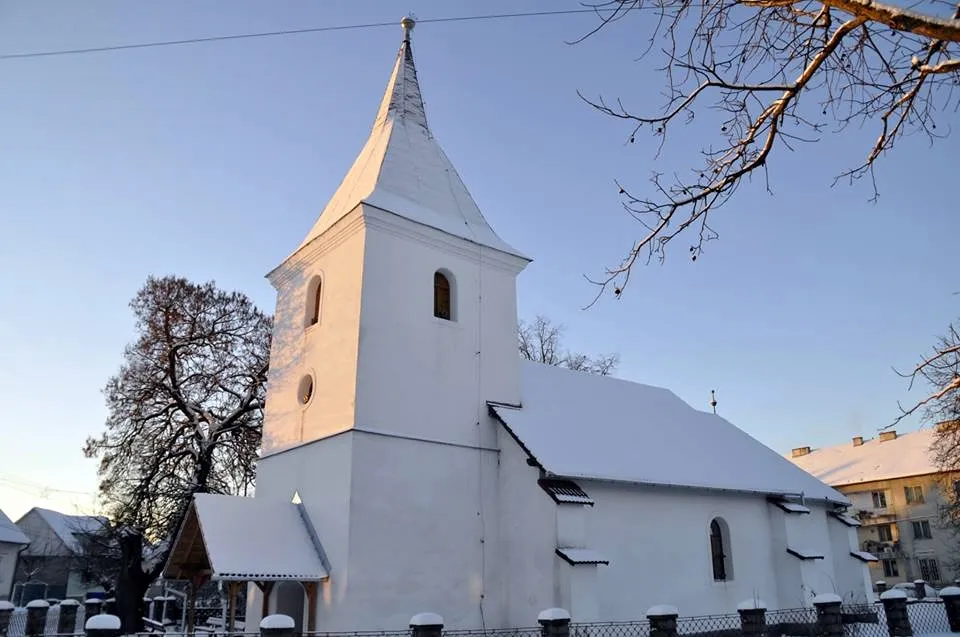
[371,17,428,134]
[294,18,528,261]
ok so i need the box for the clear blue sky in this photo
[0,0,955,520]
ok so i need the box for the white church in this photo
[163,18,874,632]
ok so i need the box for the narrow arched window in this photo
[305,276,322,327]
[710,518,729,581]
[434,271,451,320]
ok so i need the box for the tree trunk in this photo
[116,532,150,634]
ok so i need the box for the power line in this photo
[0,8,610,61]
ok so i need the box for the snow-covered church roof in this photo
[491,361,847,505]
[296,18,527,261]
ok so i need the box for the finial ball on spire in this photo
[401,16,416,36]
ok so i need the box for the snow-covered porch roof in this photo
[163,493,330,582]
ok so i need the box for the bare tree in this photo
[83,275,272,631]
[893,318,959,428]
[575,0,959,301]
[519,314,620,375]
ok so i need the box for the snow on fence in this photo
[1,594,959,637]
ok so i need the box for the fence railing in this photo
[2,596,959,637]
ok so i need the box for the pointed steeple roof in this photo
[297,18,527,260]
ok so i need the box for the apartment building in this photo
[789,426,960,588]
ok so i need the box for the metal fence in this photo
[3,600,956,637]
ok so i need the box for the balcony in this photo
[862,539,904,557]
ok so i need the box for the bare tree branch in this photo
[575,0,960,302]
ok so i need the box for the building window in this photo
[882,559,899,577]
[433,271,452,320]
[297,375,314,406]
[905,485,925,504]
[913,520,933,539]
[918,558,941,582]
[953,480,960,501]
[877,524,894,542]
[872,491,888,508]
[305,276,323,327]
[709,518,732,582]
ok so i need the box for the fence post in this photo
[25,599,49,637]
[940,586,960,632]
[913,580,926,600]
[0,601,14,637]
[877,581,888,594]
[83,598,102,618]
[260,614,295,637]
[647,605,679,637]
[58,599,81,634]
[538,608,572,637]
[813,594,844,637]
[162,596,180,625]
[880,589,913,637]
[151,596,164,623]
[85,614,121,637]
[410,613,445,637]
[737,599,766,637]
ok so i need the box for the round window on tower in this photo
[297,374,315,406]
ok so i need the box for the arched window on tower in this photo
[434,271,452,320]
[709,518,732,581]
[306,276,323,327]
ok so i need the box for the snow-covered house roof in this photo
[293,18,527,262]
[25,508,107,553]
[0,509,29,545]
[787,427,940,487]
[490,361,847,504]
[164,493,329,582]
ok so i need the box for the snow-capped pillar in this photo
[914,580,927,600]
[85,613,121,637]
[410,612,444,637]
[0,601,14,637]
[647,605,679,637]
[813,594,843,637]
[151,596,165,622]
[260,614,296,637]
[83,598,102,618]
[876,580,888,594]
[57,599,80,634]
[162,596,180,624]
[737,599,766,637]
[939,587,960,632]
[880,589,913,637]
[25,599,49,637]
[538,608,571,637]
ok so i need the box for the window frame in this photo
[882,558,899,577]
[305,275,324,328]
[918,558,941,582]
[709,517,733,582]
[905,485,925,505]
[877,524,894,542]
[872,490,888,508]
[433,270,454,321]
[912,519,932,539]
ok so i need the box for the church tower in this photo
[252,18,530,631]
